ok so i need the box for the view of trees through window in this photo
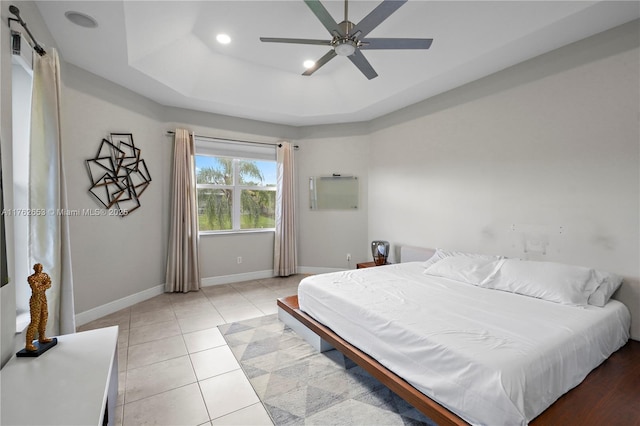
[195,156,276,232]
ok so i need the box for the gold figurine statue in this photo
[25,263,53,351]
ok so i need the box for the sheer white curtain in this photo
[165,129,201,292]
[274,142,297,276]
[29,49,75,335]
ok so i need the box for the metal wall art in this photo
[86,133,151,216]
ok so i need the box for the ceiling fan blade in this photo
[302,50,337,76]
[304,0,344,37]
[348,49,378,80]
[260,37,331,46]
[351,0,407,39]
[360,38,433,50]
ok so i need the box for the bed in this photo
[292,248,631,426]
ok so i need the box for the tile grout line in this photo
[83,276,305,425]
[183,321,214,423]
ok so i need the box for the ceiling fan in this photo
[260,0,433,80]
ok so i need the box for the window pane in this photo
[240,189,275,229]
[195,156,233,185]
[197,188,232,231]
[238,160,276,187]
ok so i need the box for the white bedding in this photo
[298,262,630,426]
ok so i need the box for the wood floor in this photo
[278,295,640,426]
[531,337,640,425]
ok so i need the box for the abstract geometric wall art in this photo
[86,133,151,216]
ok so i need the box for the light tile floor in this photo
[78,275,306,426]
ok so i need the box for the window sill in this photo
[16,311,30,334]
[199,229,275,236]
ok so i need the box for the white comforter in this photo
[298,262,630,426]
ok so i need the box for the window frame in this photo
[195,151,277,235]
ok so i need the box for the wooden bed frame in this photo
[277,295,640,426]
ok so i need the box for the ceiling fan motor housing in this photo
[332,20,358,56]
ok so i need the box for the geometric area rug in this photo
[218,314,437,426]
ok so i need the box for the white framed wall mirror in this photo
[309,175,358,210]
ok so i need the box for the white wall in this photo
[296,124,371,271]
[61,64,168,314]
[368,21,640,339]
[198,232,274,282]
[62,68,301,319]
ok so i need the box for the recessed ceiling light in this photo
[64,11,98,28]
[216,34,231,44]
[303,60,315,69]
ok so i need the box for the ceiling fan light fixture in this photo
[334,39,356,56]
[303,60,316,69]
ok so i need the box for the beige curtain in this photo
[274,142,297,276]
[165,129,201,292]
[29,49,76,335]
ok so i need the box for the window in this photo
[195,138,277,233]
[11,44,34,328]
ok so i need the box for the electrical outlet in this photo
[237,256,242,264]
[346,253,351,261]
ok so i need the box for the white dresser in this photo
[1,326,119,426]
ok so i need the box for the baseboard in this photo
[75,283,165,327]
[201,270,275,287]
[297,266,346,275]
[75,266,344,326]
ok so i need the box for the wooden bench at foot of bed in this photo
[277,295,640,426]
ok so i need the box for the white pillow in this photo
[422,248,502,269]
[486,259,600,306]
[424,255,505,286]
[588,270,623,307]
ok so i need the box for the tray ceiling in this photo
[35,1,639,126]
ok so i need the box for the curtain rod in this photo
[166,131,298,149]
[8,5,46,56]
